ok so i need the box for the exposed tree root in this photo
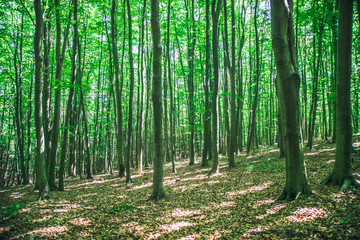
[322,174,360,191]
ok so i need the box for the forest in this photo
[0,0,360,239]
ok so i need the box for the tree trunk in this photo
[322,0,359,190]
[111,0,125,177]
[34,0,51,200]
[201,0,212,167]
[246,0,260,157]
[150,0,165,200]
[209,0,222,175]
[271,0,311,201]
[58,0,79,191]
[124,0,134,184]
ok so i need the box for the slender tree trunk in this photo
[124,0,134,184]
[58,0,79,191]
[246,0,260,156]
[34,0,51,200]
[322,0,359,190]
[14,14,28,185]
[201,0,212,167]
[209,0,222,175]
[111,0,125,177]
[150,0,165,200]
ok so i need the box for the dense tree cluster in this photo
[0,0,359,200]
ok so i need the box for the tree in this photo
[271,0,311,200]
[322,0,360,190]
[209,0,222,175]
[125,0,134,184]
[111,0,125,177]
[201,0,212,167]
[34,0,51,200]
[150,0,165,200]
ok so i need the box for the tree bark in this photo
[322,0,359,190]
[34,0,51,200]
[271,0,311,201]
[150,0,165,200]
[58,0,79,191]
[209,0,222,175]
[111,0,125,177]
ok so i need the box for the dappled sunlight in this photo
[21,226,68,238]
[305,152,319,156]
[173,180,224,192]
[179,234,200,240]
[9,192,25,199]
[159,221,194,233]
[33,215,53,223]
[77,193,97,198]
[0,227,9,234]
[69,218,92,226]
[256,203,287,219]
[204,201,237,211]
[286,208,328,222]
[243,226,270,238]
[319,148,335,153]
[172,208,202,218]
[123,221,147,238]
[226,182,272,199]
[19,208,31,213]
[327,160,335,164]
[127,182,152,191]
[253,199,276,208]
[65,177,119,189]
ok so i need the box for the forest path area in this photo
[1,137,360,239]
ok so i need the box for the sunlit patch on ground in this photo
[256,203,287,219]
[27,225,68,236]
[127,182,152,191]
[178,234,200,240]
[159,221,194,233]
[33,215,53,223]
[226,182,272,199]
[173,180,224,192]
[286,208,328,222]
[122,221,147,238]
[69,218,92,226]
[76,193,97,198]
[9,192,25,199]
[243,226,270,238]
[334,192,346,202]
[172,208,202,218]
[0,227,9,233]
[253,199,276,208]
[327,159,335,164]
[19,208,31,213]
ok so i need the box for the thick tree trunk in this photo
[34,0,51,200]
[150,0,165,200]
[322,0,359,190]
[271,0,311,201]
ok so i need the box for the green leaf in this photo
[111,205,137,211]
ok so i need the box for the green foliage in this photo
[0,203,23,218]
[246,161,285,172]
[111,204,137,211]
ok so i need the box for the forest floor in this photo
[1,136,360,240]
